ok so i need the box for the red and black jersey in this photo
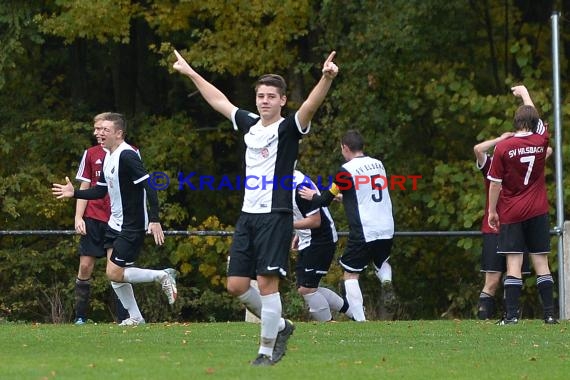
[488,121,549,224]
[76,145,110,223]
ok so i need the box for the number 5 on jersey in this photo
[371,174,384,202]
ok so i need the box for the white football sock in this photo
[317,287,344,312]
[303,291,332,321]
[111,281,143,320]
[375,261,392,283]
[123,267,165,283]
[238,286,262,318]
[344,279,365,321]
[259,292,281,358]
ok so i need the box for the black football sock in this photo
[503,276,522,320]
[75,278,91,320]
[537,274,555,318]
[477,292,495,320]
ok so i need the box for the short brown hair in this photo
[255,74,287,96]
[94,112,127,135]
[514,105,540,132]
[341,130,365,152]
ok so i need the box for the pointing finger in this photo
[324,51,336,65]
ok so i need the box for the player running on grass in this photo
[72,113,130,325]
[52,113,177,326]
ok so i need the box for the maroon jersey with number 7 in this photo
[487,121,549,224]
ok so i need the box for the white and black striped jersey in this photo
[74,142,159,233]
[231,108,309,213]
[97,142,154,232]
[311,156,394,243]
[338,156,394,242]
[292,170,338,250]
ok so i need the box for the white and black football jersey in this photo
[292,170,338,250]
[97,142,151,232]
[336,156,394,242]
[231,108,309,213]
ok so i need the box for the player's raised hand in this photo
[322,51,338,79]
[172,50,196,77]
[511,85,535,107]
[52,177,74,199]
[511,85,529,98]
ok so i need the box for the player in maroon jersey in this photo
[473,85,541,320]
[487,85,557,324]
[473,132,549,320]
[73,113,128,324]
[474,131,514,319]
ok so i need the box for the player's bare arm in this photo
[74,181,90,235]
[172,49,236,119]
[511,85,534,108]
[293,212,321,230]
[473,132,514,166]
[487,181,501,231]
[297,51,338,128]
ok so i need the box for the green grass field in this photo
[0,320,568,379]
